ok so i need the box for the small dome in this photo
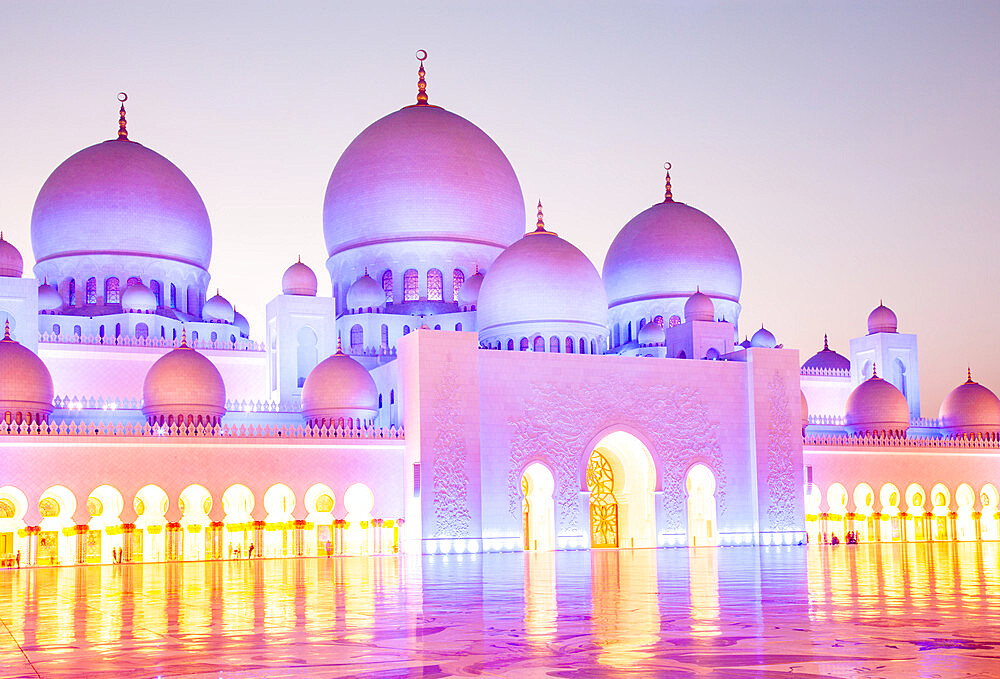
[142,339,226,426]
[37,282,63,312]
[802,335,850,371]
[801,390,809,432]
[684,289,715,322]
[477,214,608,344]
[0,325,54,423]
[0,233,23,277]
[345,270,384,311]
[750,326,777,349]
[458,269,484,307]
[121,282,157,313]
[939,371,1000,438]
[233,309,250,338]
[203,291,234,323]
[282,259,318,296]
[739,337,752,349]
[637,320,665,346]
[868,303,898,334]
[844,372,909,437]
[301,346,379,427]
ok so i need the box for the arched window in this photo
[434,324,441,330]
[149,280,161,307]
[73,325,82,337]
[297,326,318,388]
[654,315,665,328]
[350,324,364,352]
[507,339,514,351]
[127,276,142,288]
[105,277,120,304]
[86,277,97,304]
[378,394,383,408]
[403,269,419,301]
[579,338,586,354]
[160,326,165,339]
[549,336,560,353]
[191,331,199,341]
[115,323,121,338]
[626,322,632,343]
[591,339,597,354]
[66,279,76,306]
[172,328,177,340]
[668,315,681,328]
[210,331,218,342]
[427,269,443,301]
[390,390,395,405]
[382,270,393,303]
[135,323,149,339]
[566,337,574,353]
[52,323,61,336]
[532,337,544,351]
[452,268,465,301]
[170,283,177,309]
[380,324,389,351]
[403,325,411,336]
[638,318,645,331]
[230,334,236,344]
[455,322,463,331]
[613,323,620,347]
[520,337,529,351]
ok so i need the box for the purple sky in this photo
[1,2,998,414]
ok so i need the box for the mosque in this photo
[2,55,999,567]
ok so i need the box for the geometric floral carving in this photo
[766,370,798,531]
[508,376,724,535]
[431,353,471,537]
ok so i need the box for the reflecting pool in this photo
[2,543,1000,677]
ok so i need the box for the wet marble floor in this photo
[2,543,1000,678]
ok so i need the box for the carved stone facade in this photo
[766,370,799,531]
[431,353,471,537]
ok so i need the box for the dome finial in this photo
[872,362,878,378]
[336,335,343,354]
[297,255,301,264]
[3,318,9,341]
[117,92,129,141]
[415,50,429,106]
[967,366,974,384]
[823,334,829,350]
[180,327,187,348]
[663,162,673,203]
[535,200,545,232]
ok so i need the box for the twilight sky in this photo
[1,2,998,414]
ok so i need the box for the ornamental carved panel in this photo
[431,353,472,537]
[507,377,725,534]
[765,370,798,531]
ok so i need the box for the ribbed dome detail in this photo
[802,335,850,371]
[300,349,378,427]
[0,234,23,277]
[203,292,234,323]
[684,290,715,322]
[142,342,226,426]
[346,271,384,311]
[0,328,54,423]
[750,326,776,348]
[939,374,1000,438]
[868,303,898,334]
[844,374,909,437]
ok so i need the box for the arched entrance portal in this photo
[521,462,555,551]
[686,464,717,547]
[587,431,656,549]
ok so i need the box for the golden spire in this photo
[180,327,188,348]
[3,319,9,341]
[117,92,129,141]
[535,200,545,231]
[967,367,974,384]
[823,334,829,351]
[416,50,429,105]
[872,363,878,378]
[663,162,673,203]
[336,335,344,354]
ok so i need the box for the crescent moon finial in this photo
[663,161,673,203]
[415,50,429,105]
[117,92,129,141]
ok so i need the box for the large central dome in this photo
[32,139,212,272]
[323,105,525,257]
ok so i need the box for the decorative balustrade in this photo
[0,420,404,440]
[39,332,264,352]
[800,367,850,378]
[52,395,303,413]
[807,414,942,428]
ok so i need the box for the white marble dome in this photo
[0,327,54,423]
[637,320,665,346]
[750,326,777,348]
[939,372,1000,438]
[323,105,525,260]
[477,220,608,345]
[142,341,226,426]
[684,290,715,322]
[300,347,379,427]
[802,335,850,371]
[458,269,484,308]
[282,259,317,296]
[868,303,898,334]
[346,271,384,311]
[603,200,741,309]
[31,138,212,276]
[121,282,157,313]
[844,373,909,437]
[203,292,234,323]
[0,233,23,277]
[37,282,63,312]
[233,309,250,338]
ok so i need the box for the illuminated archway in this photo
[980,484,999,540]
[905,483,927,541]
[852,483,875,541]
[931,483,951,540]
[587,431,656,549]
[521,462,555,551]
[804,483,822,543]
[826,483,848,542]
[87,485,124,563]
[38,485,76,565]
[0,486,27,563]
[685,464,717,547]
[263,483,295,557]
[134,485,168,562]
[955,484,975,541]
[343,483,374,555]
[305,483,335,557]
[222,484,254,558]
[879,483,901,541]
[179,484,213,560]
